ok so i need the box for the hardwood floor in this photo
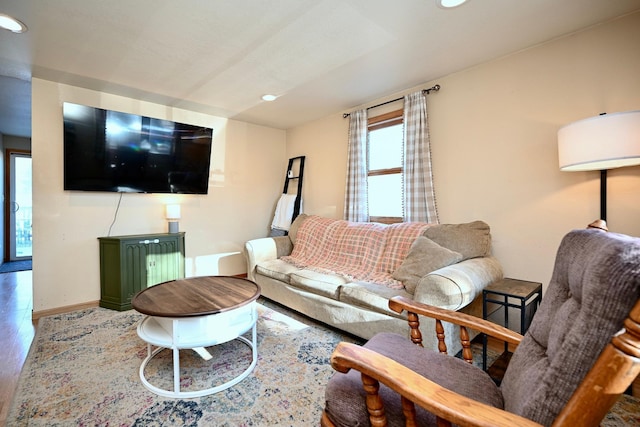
[0,270,35,427]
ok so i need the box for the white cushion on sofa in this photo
[340,282,411,318]
[256,259,301,284]
[289,269,348,299]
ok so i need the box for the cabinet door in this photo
[146,238,184,287]
[123,240,150,298]
[99,239,132,310]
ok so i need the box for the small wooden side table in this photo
[482,278,542,383]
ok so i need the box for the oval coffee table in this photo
[131,276,261,398]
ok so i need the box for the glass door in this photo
[8,152,32,260]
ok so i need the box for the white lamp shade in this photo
[558,110,640,171]
[165,204,181,220]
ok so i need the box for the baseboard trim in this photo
[30,275,249,320]
[32,300,100,320]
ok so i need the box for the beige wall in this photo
[32,79,287,312]
[286,12,640,290]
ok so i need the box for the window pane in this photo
[14,156,32,258]
[369,124,403,170]
[368,174,402,217]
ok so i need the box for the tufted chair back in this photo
[500,228,640,425]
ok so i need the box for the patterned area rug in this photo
[9,300,362,426]
[8,299,639,426]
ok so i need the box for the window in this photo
[367,109,403,224]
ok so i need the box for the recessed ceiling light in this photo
[436,0,469,9]
[0,13,27,33]
[261,94,278,102]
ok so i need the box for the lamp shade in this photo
[165,204,181,220]
[558,110,640,171]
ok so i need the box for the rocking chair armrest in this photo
[389,296,523,346]
[330,342,542,427]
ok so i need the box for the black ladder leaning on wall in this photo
[282,156,305,223]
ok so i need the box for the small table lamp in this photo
[165,204,181,233]
[558,110,640,222]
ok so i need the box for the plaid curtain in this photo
[344,109,369,222]
[403,91,439,223]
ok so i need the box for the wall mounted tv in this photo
[63,102,213,194]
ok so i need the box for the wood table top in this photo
[131,276,261,317]
[484,278,542,299]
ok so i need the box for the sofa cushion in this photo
[423,220,491,260]
[392,236,463,294]
[273,236,293,258]
[289,269,348,300]
[340,282,410,318]
[288,213,308,245]
[256,259,301,284]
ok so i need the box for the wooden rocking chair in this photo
[321,225,640,427]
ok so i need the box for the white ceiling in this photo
[1,0,640,138]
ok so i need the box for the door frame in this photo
[4,148,32,262]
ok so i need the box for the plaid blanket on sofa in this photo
[281,215,430,289]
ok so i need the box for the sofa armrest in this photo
[412,256,503,310]
[244,236,293,281]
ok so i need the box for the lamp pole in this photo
[600,170,607,222]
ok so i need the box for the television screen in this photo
[63,102,213,194]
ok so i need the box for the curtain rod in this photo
[342,84,440,118]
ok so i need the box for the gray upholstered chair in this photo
[321,226,640,427]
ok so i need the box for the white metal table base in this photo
[136,302,258,398]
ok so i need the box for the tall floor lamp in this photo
[558,110,640,224]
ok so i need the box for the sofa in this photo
[244,214,503,353]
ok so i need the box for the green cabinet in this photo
[98,232,185,311]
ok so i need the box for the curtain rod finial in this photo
[422,84,441,95]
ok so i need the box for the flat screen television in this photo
[63,102,213,194]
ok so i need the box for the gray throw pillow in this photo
[392,236,463,294]
[423,220,491,260]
